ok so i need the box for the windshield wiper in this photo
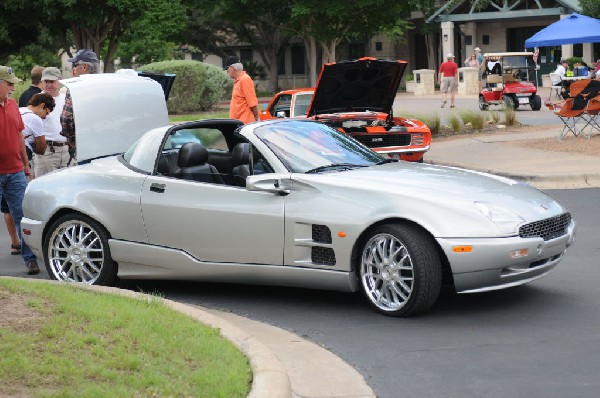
[376,158,399,165]
[305,163,367,174]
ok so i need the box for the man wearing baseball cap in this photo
[36,66,69,176]
[0,65,40,275]
[439,53,458,108]
[61,49,100,164]
[225,55,259,124]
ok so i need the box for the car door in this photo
[140,178,284,265]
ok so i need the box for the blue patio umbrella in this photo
[525,13,600,48]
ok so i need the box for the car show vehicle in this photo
[260,57,431,162]
[479,52,542,111]
[21,74,575,317]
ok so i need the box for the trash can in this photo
[413,69,435,96]
[457,67,479,95]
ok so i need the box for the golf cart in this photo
[479,52,542,111]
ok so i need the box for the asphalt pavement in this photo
[2,88,600,397]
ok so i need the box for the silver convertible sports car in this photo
[22,74,576,317]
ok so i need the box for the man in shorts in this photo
[439,53,458,108]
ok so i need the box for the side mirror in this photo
[247,174,291,196]
[276,110,287,118]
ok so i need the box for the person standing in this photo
[18,65,45,107]
[35,67,68,177]
[464,54,479,68]
[61,49,100,163]
[225,56,259,124]
[2,92,55,257]
[0,65,39,274]
[474,47,484,65]
[439,53,458,109]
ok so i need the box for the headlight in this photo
[475,202,525,234]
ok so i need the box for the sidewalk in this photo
[425,127,600,189]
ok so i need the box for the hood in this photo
[61,73,169,163]
[307,57,406,117]
[295,162,566,228]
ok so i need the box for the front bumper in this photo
[20,217,45,259]
[436,220,576,293]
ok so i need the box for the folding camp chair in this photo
[554,98,584,139]
[573,79,600,139]
[554,79,596,140]
[581,96,600,138]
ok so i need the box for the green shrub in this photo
[421,113,440,135]
[140,60,232,113]
[503,106,517,126]
[448,113,462,132]
[566,56,584,69]
[458,110,485,131]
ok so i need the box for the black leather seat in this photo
[231,143,251,186]
[173,142,224,184]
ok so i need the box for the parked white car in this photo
[21,74,576,317]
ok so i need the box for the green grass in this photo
[170,110,230,123]
[457,110,485,131]
[0,278,251,398]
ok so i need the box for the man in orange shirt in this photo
[225,56,259,124]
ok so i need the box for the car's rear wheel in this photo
[530,94,542,111]
[359,223,442,317]
[44,213,117,285]
[478,96,489,110]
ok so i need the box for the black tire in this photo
[530,94,542,111]
[358,223,442,317]
[478,96,488,111]
[502,95,516,110]
[43,213,117,286]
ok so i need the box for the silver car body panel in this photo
[21,116,575,294]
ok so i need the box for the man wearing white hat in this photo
[36,66,68,177]
[439,53,458,108]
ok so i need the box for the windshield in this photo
[255,121,383,173]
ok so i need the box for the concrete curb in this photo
[0,277,292,398]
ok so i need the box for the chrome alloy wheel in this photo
[361,233,414,312]
[47,219,105,284]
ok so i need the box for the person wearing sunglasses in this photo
[60,49,100,165]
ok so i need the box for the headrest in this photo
[232,143,251,166]
[178,142,208,167]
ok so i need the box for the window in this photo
[240,49,253,63]
[291,45,305,74]
[482,35,490,45]
[375,42,382,51]
[270,94,292,117]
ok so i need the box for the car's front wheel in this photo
[44,213,117,285]
[359,223,442,317]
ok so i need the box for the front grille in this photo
[311,247,336,266]
[519,213,571,241]
[312,224,332,244]
[350,133,412,148]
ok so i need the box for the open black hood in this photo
[307,57,407,117]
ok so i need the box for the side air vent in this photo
[312,224,332,244]
[311,247,336,266]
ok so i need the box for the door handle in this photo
[150,183,166,193]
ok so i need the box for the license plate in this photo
[518,98,530,104]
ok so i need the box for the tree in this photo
[38,0,187,72]
[182,0,294,92]
[290,0,413,85]
[580,0,600,18]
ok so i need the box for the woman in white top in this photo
[19,92,55,163]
